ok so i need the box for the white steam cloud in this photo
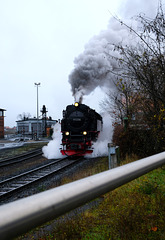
[42,123,64,159]
[89,113,113,157]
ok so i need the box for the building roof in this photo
[16,118,57,123]
[0,108,6,111]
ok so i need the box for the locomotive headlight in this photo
[74,102,79,107]
[83,131,87,135]
[65,131,70,136]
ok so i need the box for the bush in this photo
[112,125,164,158]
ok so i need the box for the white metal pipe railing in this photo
[0,151,165,240]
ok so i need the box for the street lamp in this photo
[34,83,41,140]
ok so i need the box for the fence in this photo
[0,151,165,239]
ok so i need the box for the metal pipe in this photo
[0,152,165,239]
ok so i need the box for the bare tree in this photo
[102,2,165,154]
[17,112,31,120]
[105,3,165,125]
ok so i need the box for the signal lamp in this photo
[74,102,79,107]
[83,131,87,135]
[65,132,69,136]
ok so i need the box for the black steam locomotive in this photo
[61,102,103,156]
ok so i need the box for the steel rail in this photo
[0,149,42,167]
[0,157,74,201]
[0,158,64,185]
[0,151,165,239]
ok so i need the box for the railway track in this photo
[0,149,43,167]
[0,157,76,203]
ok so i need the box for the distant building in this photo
[16,117,57,138]
[0,108,6,139]
[16,105,58,139]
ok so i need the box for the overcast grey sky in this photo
[0,0,160,127]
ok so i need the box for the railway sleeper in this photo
[10,181,27,185]
[0,188,15,192]
[0,191,8,195]
[37,170,51,175]
[35,174,47,177]
[10,184,27,187]
[18,180,35,184]
[24,177,38,181]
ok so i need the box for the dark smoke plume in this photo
[68,19,130,102]
[69,0,159,103]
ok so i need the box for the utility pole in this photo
[34,83,41,140]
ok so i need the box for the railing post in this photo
[108,143,117,169]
